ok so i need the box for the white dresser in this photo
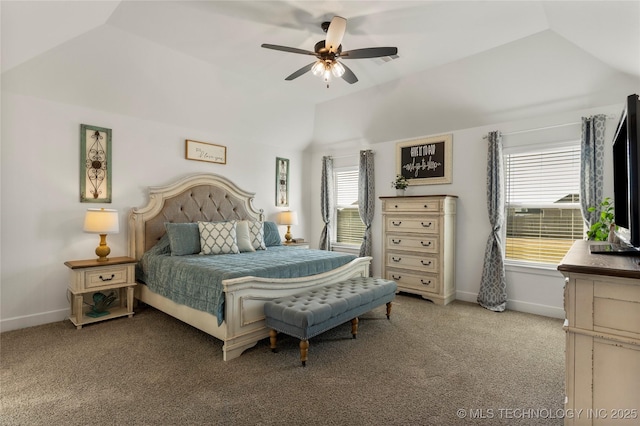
[380,195,456,305]
[558,240,640,425]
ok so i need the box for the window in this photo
[504,145,584,264]
[334,168,365,245]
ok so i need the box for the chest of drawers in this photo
[380,195,456,305]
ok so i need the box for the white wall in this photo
[0,92,313,331]
[306,103,624,319]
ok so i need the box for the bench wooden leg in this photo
[386,301,392,319]
[300,339,309,367]
[351,317,359,339]
[269,329,278,352]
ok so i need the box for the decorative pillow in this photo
[164,222,201,256]
[235,221,255,253]
[246,221,266,250]
[198,221,239,255]
[263,221,282,246]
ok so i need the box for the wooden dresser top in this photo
[558,240,640,280]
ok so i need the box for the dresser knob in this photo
[421,260,432,266]
[392,239,401,244]
[99,274,115,282]
[392,275,402,280]
[392,221,402,226]
[421,241,432,247]
[421,279,431,285]
[392,257,402,262]
[421,222,432,228]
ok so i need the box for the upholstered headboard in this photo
[129,173,264,259]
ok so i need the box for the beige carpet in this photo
[0,294,564,425]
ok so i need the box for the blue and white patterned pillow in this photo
[198,221,239,255]
[246,221,266,250]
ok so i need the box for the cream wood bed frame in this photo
[128,173,371,361]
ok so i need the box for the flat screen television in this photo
[590,93,640,255]
[612,93,640,249]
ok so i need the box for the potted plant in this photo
[392,175,409,195]
[587,197,616,241]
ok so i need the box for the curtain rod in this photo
[482,115,617,139]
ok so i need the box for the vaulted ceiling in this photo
[2,1,639,147]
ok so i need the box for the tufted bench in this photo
[264,276,397,366]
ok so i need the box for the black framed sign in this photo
[396,134,452,185]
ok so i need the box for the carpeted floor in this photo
[0,294,565,425]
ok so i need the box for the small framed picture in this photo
[185,139,226,164]
[276,157,289,207]
[80,124,112,203]
[396,134,453,185]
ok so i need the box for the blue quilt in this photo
[136,236,357,325]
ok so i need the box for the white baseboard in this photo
[456,290,564,319]
[0,308,68,333]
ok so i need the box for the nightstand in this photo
[283,242,310,249]
[64,256,137,329]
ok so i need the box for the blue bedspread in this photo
[137,238,357,325]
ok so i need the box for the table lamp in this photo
[84,208,119,262]
[278,210,298,244]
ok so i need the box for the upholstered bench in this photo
[264,276,397,366]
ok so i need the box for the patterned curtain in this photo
[319,156,334,251]
[580,115,606,229]
[478,131,507,312]
[358,150,375,273]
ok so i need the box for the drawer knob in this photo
[392,275,402,280]
[421,241,432,247]
[421,222,432,228]
[423,204,428,208]
[421,260,432,266]
[392,221,402,226]
[392,239,402,244]
[99,274,115,282]
[421,279,431,285]
[392,257,402,262]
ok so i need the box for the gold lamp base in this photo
[95,234,111,262]
[284,225,293,244]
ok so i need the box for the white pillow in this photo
[246,221,266,250]
[198,221,239,255]
[235,221,256,253]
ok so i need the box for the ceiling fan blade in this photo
[325,16,347,53]
[340,62,358,84]
[341,47,398,59]
[285,62,315,81]
[261,44,316,56]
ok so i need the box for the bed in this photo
[128,173,371,360]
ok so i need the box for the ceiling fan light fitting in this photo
[331,61,345,78]
[311,61,325,76]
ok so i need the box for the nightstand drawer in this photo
[383,199,440,212]
[386,216,440,234]
[85,266,130,289]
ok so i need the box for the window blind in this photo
[335,169,365,245]
[504,146,584,264]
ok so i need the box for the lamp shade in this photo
[83,208,119,234]
[278,211,298,226]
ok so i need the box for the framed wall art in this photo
[396,134,453,185]
[185,139,226,164]
[80,124,112,203]
[276,157,289,207]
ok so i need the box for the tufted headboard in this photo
[128,173,264,259]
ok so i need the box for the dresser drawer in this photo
[386,252,438,272]
[386,269,440,294]
[383,199,440,213]
[386,235,439,253]
[386,216,439,234]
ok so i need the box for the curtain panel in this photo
[478,131,507,312]
[579,115,607,229]
[319,156,334,251]
[358,150,375,274]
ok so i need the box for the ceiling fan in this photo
[261,16,398,87]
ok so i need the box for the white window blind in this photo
[505,145,584,264]
[335,169,365,245]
